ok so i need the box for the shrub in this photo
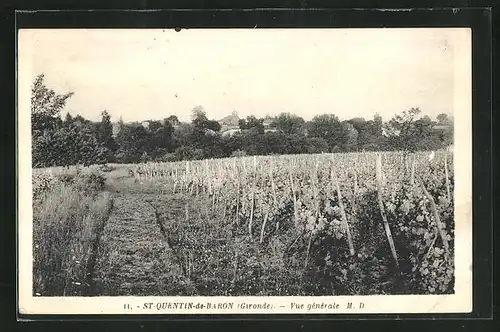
[159,153,180,163]
[75,173,106,194]
[306,137,330,154]
[99,164,114,172]
[173,146,194,160]
[36,170,107,197]
[231,149,247,158]
[32,172,58,198]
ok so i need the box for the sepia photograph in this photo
[17,27,472,314]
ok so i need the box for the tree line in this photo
[31,74,454,168]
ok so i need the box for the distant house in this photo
[433,124,452,131]
[204,128,218,136]
[263,119,274,128]
[141,121,151,129]
[264,128,279,133]
[221,127,278,137]
[218,111,240,127]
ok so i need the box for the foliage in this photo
[271,112,306,135]
[114,120,175,163]
[133,151,455,295]
[239,116,265,134]
[340,121,359,152]
[305,137,329,154]
[96,110,117,159]
[385,107,422,152]
[307,114,343,151]
[31,74,74,135]
[191,105,221,133]
[32,122,109,167]
[166,115,180,126]
[31,75,110,167]
[231,149,247,158]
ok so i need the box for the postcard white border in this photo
[17,28,472,315]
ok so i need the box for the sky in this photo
[18,28,469,123]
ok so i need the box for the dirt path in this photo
[93,174,197,296]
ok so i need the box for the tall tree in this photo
[191,106,221,133]
[409,116,441,150]
[149,120,175,157]
[191,105,207,121]
[31,74,74,135]
[271,112,306,135]
[373,113,383,136]
[97,110,117,154]
[341,121,359,152]
[239,115,265,134]
[307,114,343,151]
[63,112,73,126]
[385,107,423,152]
[166,115,180,126]
[115,123,151,163]
[436,113,451,125]
[348,117,371,150]
[436,114,454,148]
[29,74,110,167]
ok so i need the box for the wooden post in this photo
[418,176,451,257]
[269,160,278,231]
[270,159,277,204]
[331,165,355,256]
[288,165,298,227]
[351,159,360,230]
[376,154,399,267]
[248,155,257,236]
[259,212,269,244]
[444,154,451,201]
[314,160,320,217]
[235,167,241,224]
[304,232,313,269]
[354,157,359,197]
[411,154,416,185]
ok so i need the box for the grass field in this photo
[32,150,455,296]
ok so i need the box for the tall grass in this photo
[33,180,113,296]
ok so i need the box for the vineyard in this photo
[33,150,455,296]
[131,150,454,295]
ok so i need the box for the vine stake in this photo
[417,176,451,257]
[331,165,355,256]
[444,154,451,202]
[376,154,399,267]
